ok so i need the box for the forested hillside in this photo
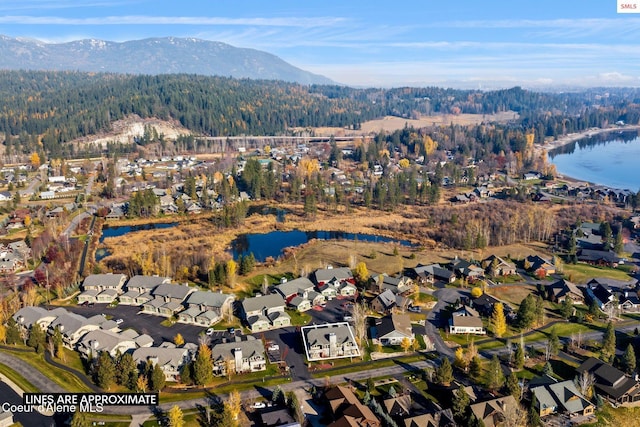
[1,70,639,158]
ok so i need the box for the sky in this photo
[0,0,639,88]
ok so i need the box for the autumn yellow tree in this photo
[299,158,320,182]
[30,152,41,169]
[167,405,184,427]
[401,337,412,353]
[226,259,237,286]
[399,158,410,168]
[136,375,148,392]
[423,135,438,156]
[454,346,468,371]
[0,324,6,344]
[226,390,242,424]
[354,261,369,284]
[490,302,507,338]
[173,333,184,347]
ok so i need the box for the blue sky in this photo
[1,0,639,88]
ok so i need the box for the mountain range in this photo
[0,35,334,85]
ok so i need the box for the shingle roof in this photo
[242,294,285,314]
[82,273,126,289]
[185,290,233,308]
[126,275,170,291]
[152,283,194,300]
[210,337,265,363]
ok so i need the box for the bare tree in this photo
[351,302,368,347]
[575,370,595,399]
[502,402,528,427]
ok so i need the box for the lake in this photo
[230,230,415,262]
[549,131,640,190]
[96,222,179,261]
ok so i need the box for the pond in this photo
[230,230,415,262]
[96,222,179,261]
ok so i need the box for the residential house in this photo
[142,283,195,317]
[531,377,595,418]
[403,410,456,427]
[119,275,171,305]
[448,313,486,335]
[210,336,266,375]
[302,323,361,361]
[13,306,68,331]
[48,311,102,346]
[274,277,324,311]
[578,249,620,267]
[371,289,409,314]
[177,291,234,326]
[374,274,415,295]
[77,273,127,304]
[408,264,455,285]
[383,394,412,418]
[469,396,518,427]
[525,255,556,277]
[325,386,381,427]
[241,294,290,332]
[132,346,192,382]
[482,255,517,277]
[449,258,484,282]
[260,408,298,427]
[577,357,640,405]
[470,293,512,318]
[545,279,585,305]
[314,267,357,300]
[76,329,137,359]
[371,313,415,347]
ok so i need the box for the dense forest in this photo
[1,70,640,159]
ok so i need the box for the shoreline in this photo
[538,124,640,189]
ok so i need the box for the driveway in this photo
[62,304,208,346]
[262,326,309,380]
[425,287,468,358]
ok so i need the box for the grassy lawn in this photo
[3,349,93,392]
[309,354,426,378]
[489,285,536,306]
[583,403,640,427]
[286,309,311,326]
[563,263,632,283]
[0,363,39,392]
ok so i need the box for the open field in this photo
[563,263,633,284]
[359,112,519,133]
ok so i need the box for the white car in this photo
[252,401,266,409]
[115,318,124,325]
[206,328,214,336]
[267,344,280,351]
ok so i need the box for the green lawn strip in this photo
[286,309,311,326]
[84,413,132,426]
[3,349,93,392]
[0,362,39,392]
[563,263,632,283]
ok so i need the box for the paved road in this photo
[0,381,56,427]
[0,350,65,393]
[424,287,464,358]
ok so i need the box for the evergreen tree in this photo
[614,231,624,255]
[452,385,470,422]
[516,294,536,330]
[548,329,560,358]
[193,344,214,385]
[117,353,139,390]
[560,296,573,320]
[529,395,543,427]
[514,344,525,370]
[506,372,522,400]
[70,412,91,427]
[485,355,505,392]
[601,321,616,363]
[435,357,453,386]
[150,363,166,391]
[622,343,637,374]
[534,295,545,327]
[286,391,304,424]
[542,361,554,376]
[95,351,116,390]
[490,302,507,338]
[470,355,483,380]
[5,317,21,345]
[27,322,46,352]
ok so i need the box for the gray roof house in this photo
[48,312,102,346]
[312,267,354,287]
[78,273,127,304]
[371,289,409,314]
[374,274,415,295]
[132,346,192,382]
[76,329,137,359]
[241,294,290,332]
[13,306,67,330]
[531,378,595,418]
[302,322,361,361]
[210,336,266,375]
[371,313,415,347]
[120,275,171,305]
[177,291,234,326]
[142,283,195,317]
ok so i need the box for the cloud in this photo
[0,14,346,28]
[0,1,132,11]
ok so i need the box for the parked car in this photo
[115,318,124,325]
[408,305,421,313]
[252,401,266,409]
[206,328,214,336]
[267,344,280,351]
[343,315,353,322]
